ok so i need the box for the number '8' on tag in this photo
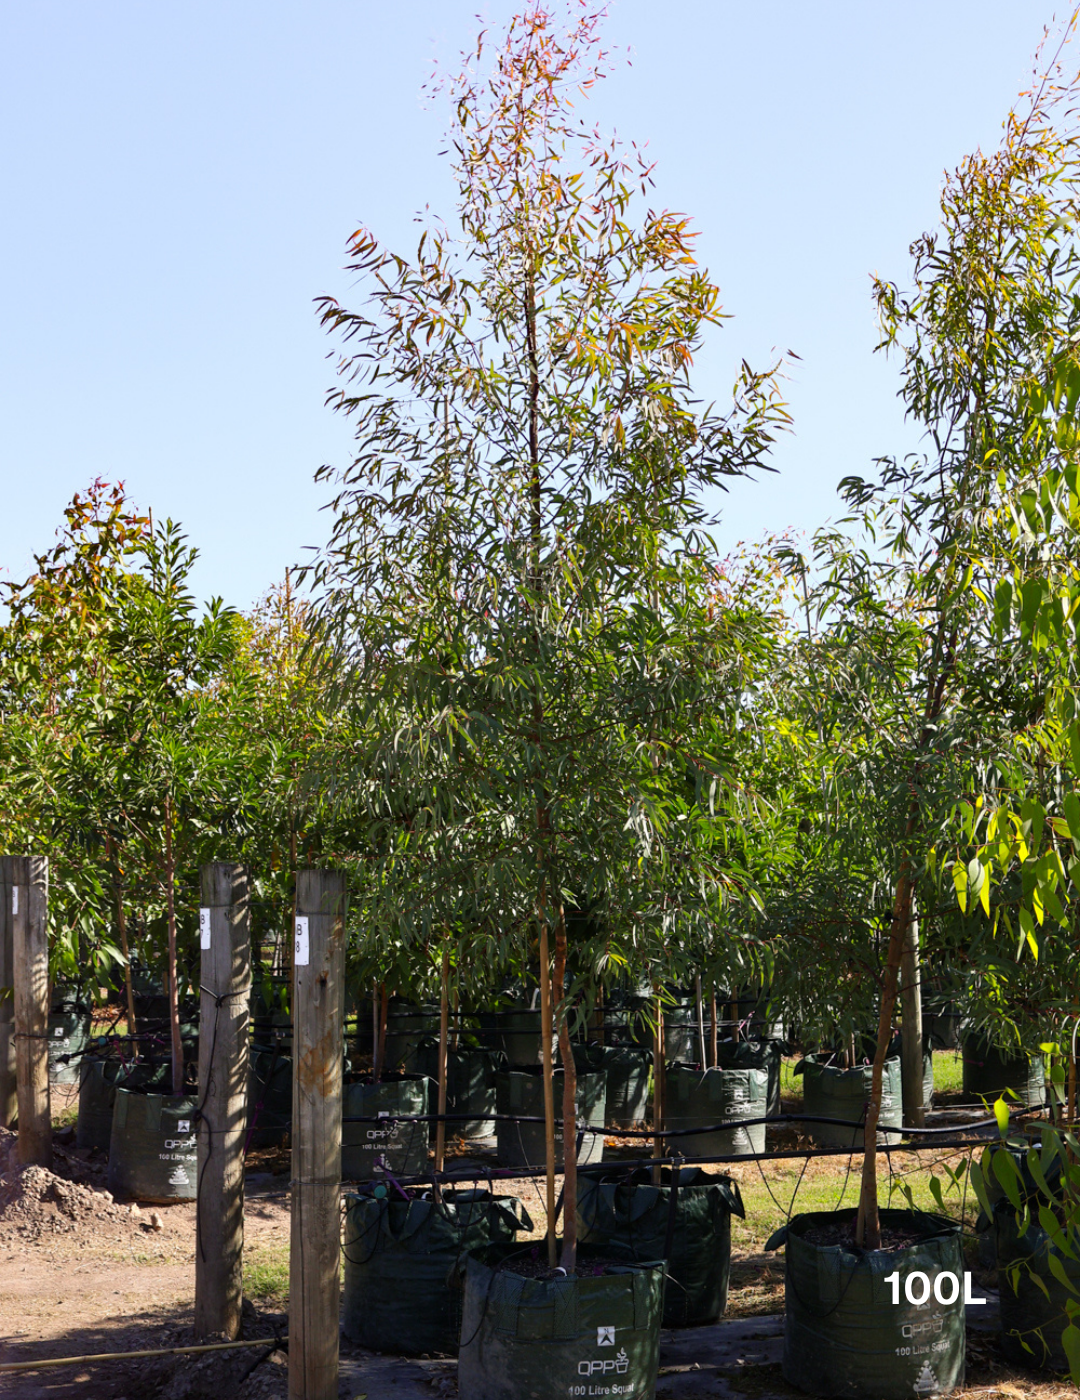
[295,916,310,966]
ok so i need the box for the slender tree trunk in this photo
[435,944,450,1173]
[710,991,718,1068]
[554,910,577,1272]
[695,976,706,1067]
[537,893,557,1268]
[164,797,183,1098]
[652,988,664,1184]
[855,868,913,1249]
[730,999,740,1043]
[374,983,388,1084]
[114,873,137,1052]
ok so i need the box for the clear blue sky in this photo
[0,2,1056,608]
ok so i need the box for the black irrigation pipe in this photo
[336,1105,1037,1138]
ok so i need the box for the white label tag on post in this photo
[294,916,310,966]
[199,908,211,949]
[11,887,17,915]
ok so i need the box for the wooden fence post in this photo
[289,869,346,1400]
[0,861,15,1128]
[195,862,251,1340]
[7,856,51,1168]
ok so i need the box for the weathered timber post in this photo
[899,915,925,1129]
[195,862,251,1340]
[7,857,51,1167]
[290,869,346,1400]
[0,861,15,1128]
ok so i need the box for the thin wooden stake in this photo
[435,944,450,1173]
[899,916,925,1130]
[538,898,557,1268]
[7,857,50,1167]
[710,991,718,1069]
[289,869,346,1400]
[0,862,14,1128]
[652,988,664,1185]
[695,976,706,1067]
[195,863,251,1342]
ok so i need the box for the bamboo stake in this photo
[115,881,138,1050]
[0,1336,288,1375]
[652,988,664,1185]
[435,944,450,1173]
[554,909,577,1272]
[538,898,557,1268]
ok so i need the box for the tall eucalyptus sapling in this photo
[820,58,1080,1249]
[310,3,787,1268]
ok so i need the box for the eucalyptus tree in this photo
[807,62,1080,1248]
[308,3,787,1266]
[88,518,240,1094]
[0,483,149,994]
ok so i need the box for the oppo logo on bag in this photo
[578,1347,630,1376]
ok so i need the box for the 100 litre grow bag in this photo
[457,1243,665,1400]
[341,1073,429,1180]
[768,1207,966,1399]
[108,1086,198,1202]
[663,1062,769,1158]
[246,1045,292,1150]
[961,1033,1045,1108]
[383,1000,440,1073]
[417,1042,500,1138]
[342,1188,532,1355]
[715,1038,781,1120]
[495,1067,606,1168]
[77,1057,169,1154]
[573,1043,651,1129]
[577,1165,744,1326]
[47,1002,94,1085]
[995,1191,1078,1370]
[795,1055,902,1149]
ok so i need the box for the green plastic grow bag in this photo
[458,1243,665,1400]
[996,1196,1078,1371]
[715,1039,781,1120]
[577,1166,744,1326]
[247,1045,292,1149]
[961,1034,1045,1109]
[417,1043,500,1138]
[108,1087,198,1202]
[664,1062,768,1158]
[573,1044,651,1129]
[342,1189,531,1354]
[341,1074,429,1180]
[795,1055,902,1149]
[495,1067,606,1169]
[769,1207,966,1399]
